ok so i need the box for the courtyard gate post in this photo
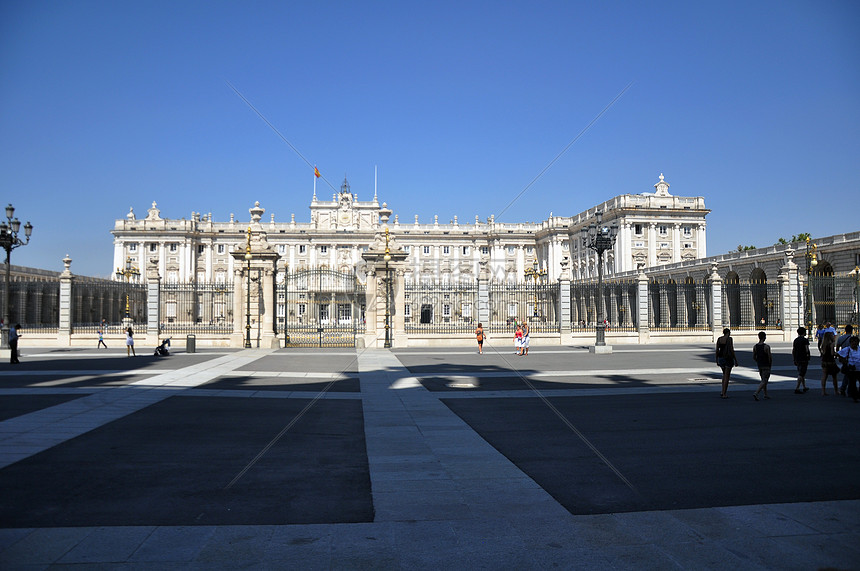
[709,262,723,342]
[778,247,799,339]
[558,256,571,335]
[146,256,160,340]
[636,265,649,344]
[478,257,490,326]
[58,255,73,346]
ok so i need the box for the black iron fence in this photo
[72,280,146,334]
[648,279,712,332]
[487,282,558,334]
[278,268,364,347]
[0,280,60,332]
[808,274,860,330]
[160,281,234,334]
[405,281,479,334]
[571,279,638,333]
[721,280,781,331]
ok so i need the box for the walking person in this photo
[819,331,840,395]
[97,328,107,349]
[8,323,20,364]
[475,323,485,355]
[836,325,854,396]
[716,328,738,399]
[514,324,523,356]
[752,331,772,401]
[837,336,860,403]
[522,320,530,356]
[793,327,810,394]
[126,326,136,357]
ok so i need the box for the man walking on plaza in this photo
[793,327,811,394]
[8,323,20,364]
[752,331,772,401]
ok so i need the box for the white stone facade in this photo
[111,175,709,283]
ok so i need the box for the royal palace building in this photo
[111,174,709,283]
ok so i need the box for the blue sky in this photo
[2,0,858,277]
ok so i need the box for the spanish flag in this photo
[314,166,321,178]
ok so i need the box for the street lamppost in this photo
[581,210,618,350]
[805,236,818,332]
[523,259,546,319]
[244,226,252,348]
[383,226,392,348]
[114,256,140,320]
[1,204,33,349]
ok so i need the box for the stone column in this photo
[58,255,73,346]
[393,267,407,346]
[146,256,161,339]
[558,256,571,335]
[364,267,377,340]
[779,247,799,340]
[478,257,490,326]
[637,265,650,344]
[709,262,723,343]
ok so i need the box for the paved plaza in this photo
[0,340,858,569]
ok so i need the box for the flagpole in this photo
[313,165,317,200]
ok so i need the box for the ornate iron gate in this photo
[277,268,365,348]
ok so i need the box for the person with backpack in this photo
[716,328,738,399]
[752,331,773,401]
[792,327,811,394]
[836,324,854,396]
[837,336,860,403]
[475,323,485,355]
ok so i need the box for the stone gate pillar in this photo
[146,256,161,339]
[636,265,650,344]
[58,254,73,346]
[709,262,723,343]
[779,247,799,340]
[478,257,490,326]
[230,202,281,348]
[558,256,571,335]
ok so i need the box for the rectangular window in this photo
[338,303,351,323]
[403,245,411,253]
[526,246,534,254]
[298,245,306,254]
[169,244,178,253]
[423,246,430,255]
[217,244,225,254]
[320,246,328,254]
[278,244,286,254]
[197,245,205,254]
[634,241,645,248]
[634,224,642,235]
[442,304,451,318]
[405,304,412,318]
[684,243,693,249]
[462,246,469,255]
[150,244,158,253]
[683,226,692,236]
[462,303,472,318]
[319,304,329,322]
[443,246,450,255]
[507,302,518,317]
[129,244,137,252]
[659,225,668,235]
[481,246,489,255]
[506,246,516,255]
